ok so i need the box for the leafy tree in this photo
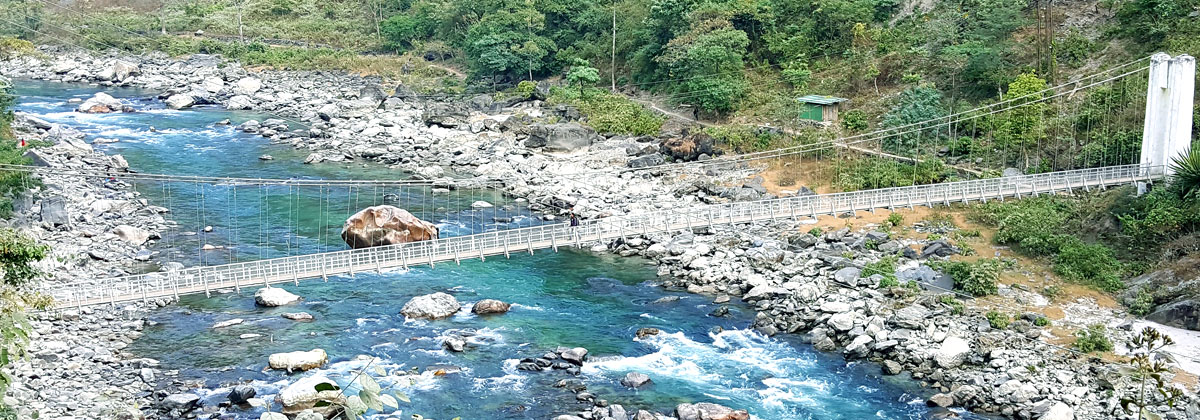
[463,3,556,80]
[0,0,42,39]
[780,61,811,93]
[380,13,435,52]
[881,84,945,153]
[655,7,750,113]
[0,77,38,218]
[565,58,600,95]
[630,0,697,82]
[1112,0,1200,50]
[992,72,1048,168]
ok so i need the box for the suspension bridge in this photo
[13,53,1194,309]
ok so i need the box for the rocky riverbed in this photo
[2,114,175,419]
[4,46,1200,420]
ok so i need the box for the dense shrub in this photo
[986,311,1010,329]
[840,109,868,131]
[0,38,34,60]
[1074,324,1114,353]
[865,256,899,287]
[548,88,663,136]
[937,258,1002,297]
[835,157,955,191]
[704,125,785,153]
[1053,238,1124,291]
[885,212,904,228]
[938,294,965,315]
[978,197,1073,255]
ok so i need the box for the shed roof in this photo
[795,95,848,105]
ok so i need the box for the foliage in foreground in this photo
[1119,327,1184,420]
[0,228,51,403]
[1171,147,1200,199]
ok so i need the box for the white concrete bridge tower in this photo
[1141,53,1195,181]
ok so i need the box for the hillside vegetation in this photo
[2,0,1197,118]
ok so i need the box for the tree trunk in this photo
[237,1,244,44]
[610,2,616,92]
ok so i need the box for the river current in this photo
[15,79,970,419]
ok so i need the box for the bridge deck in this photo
[49,164,1162,308]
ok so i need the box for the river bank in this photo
[3,47,1198,420]
[2,113,173,419]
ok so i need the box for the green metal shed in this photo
[796,95,849,122]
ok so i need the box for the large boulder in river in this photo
[341,205,438,249]
[165,94,195,110]
[524,122,598,153]
[675,402,749,420]
[227,95,254,110]
[275,375,345,416]
[400,292,460,319]
[268,349,328,372]
[660,132,717,162]
[472,299,511,315]
[255,286,301,306]
[76,92,125,113]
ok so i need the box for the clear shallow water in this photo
[13,79,974,419]
[14,78,540,266]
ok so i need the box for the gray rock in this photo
[927,393,954,407]
[254,287,300,307]
[400,292,461,319]
[40,196,69,227]
[828,312,855,331]
[165,94,195,110]
[934,336,971,369]
[472,299,511,314]
[282,312,314,321]
[560,347,588,365]
[891,305,930,329]
[228,385,256,405]
[524,123,598,153]
[294,410,324,420]
[162,393,199,411]
[422,103,469,128]
[920,240,959,258]
[833,267,861,286]
[112,225,150,244]
[620,372,653,388]
[882,360,902,375]
[443,336,466,352]
[627,154,666,168]
[675,402,748,420]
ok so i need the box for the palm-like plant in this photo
[1170,147,1200,199]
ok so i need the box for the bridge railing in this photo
[48,164,1163,307]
